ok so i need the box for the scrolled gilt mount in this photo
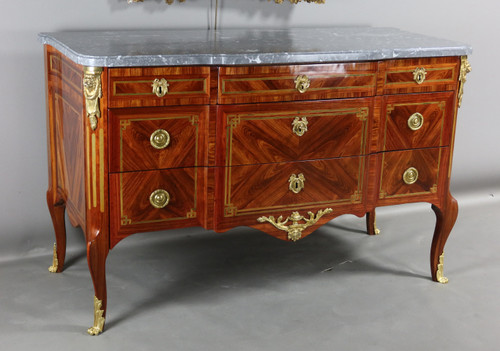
[458,56,472,108]
[83,66,103,131]
[257,208,333,242]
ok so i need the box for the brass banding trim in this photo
[113,78,207,96]
[221,73,376,94]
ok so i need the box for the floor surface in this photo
[1,193,499,350]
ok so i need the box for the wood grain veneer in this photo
[44,43,467,335]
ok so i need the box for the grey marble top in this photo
[38,27,471,67]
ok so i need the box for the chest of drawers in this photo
[39,28,471,335]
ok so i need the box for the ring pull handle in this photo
[413,67,427,85]
[150,189,170,209]
[292,117,308,136]
[407,113,424,131]
[289,173,305,194]
[150,129,170,149]
[152,78,169,97]
[403,167,419,185]
[294,75,310,93]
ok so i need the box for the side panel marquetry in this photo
[45,46,86,228]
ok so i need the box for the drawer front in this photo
[218,99,371,166]
[109,106,207,172]
[110,168,199,236]
[378,148,446,202]
[219,63,377,104]
[109,66,210,107]
[382,92,455,151]
[220,157,365,219]
[380,57,460,95]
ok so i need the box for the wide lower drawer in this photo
[108,66,210,108]
[110,168,200,238]
[379,57,460,95]
[217,99,371,166]
[381,92,455,151]
[109,106,207,172]
[218,157,365,220]
[378,148,448,203]
[219,63,377,104]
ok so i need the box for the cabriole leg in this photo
[366,209,380,235]
[86,229,109,335]
[430,192,458,283]
[46,190,66,273]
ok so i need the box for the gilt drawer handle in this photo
[289,173,305,194]
[403,167,419,185]
[407,112,424,131]
[150,129,170,149]
[150,189,170,209]
[294,75,311,93]
[413,67,427,85]
[292,117,308,136]
[257,208,333,242]
[152,78,169,97]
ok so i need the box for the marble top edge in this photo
[38,27,472,67]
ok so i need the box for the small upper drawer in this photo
[217,99,371,166]
[381,92,455,151]
[108,66,210,107]
[109,106,207,172]
[379,57,460,95]
[219,63,377,104]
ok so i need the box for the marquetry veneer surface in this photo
[43,37,469,335]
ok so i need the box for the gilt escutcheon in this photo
[413,67,427,85]
[152,78,169,97]
[294,75,311,93]
[289,173,305,194]
[292,117,308,136]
